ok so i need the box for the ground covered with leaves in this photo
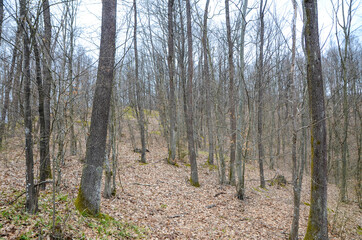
[0,128,361,239]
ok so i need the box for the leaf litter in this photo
[0,125,361,239]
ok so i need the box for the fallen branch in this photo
[168,213,187,218]
[8,180,53,205]
[206,204,216,209]
[214,192,226,197]
[131,182,153,187]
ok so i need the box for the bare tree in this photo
[185,0,199,187]
[0,26,21,148]
[167,0,177,165]
[225,0,236,185]
[303,0,328,238]
[257,0,267,189]
[236,0,248,200]
[0,0,3,43]
[39,0,52,186]
[20,0,38,214]
[202,0,214,166]
[289,0,306,239]
[332,0,355,202]
[75,0,117,215]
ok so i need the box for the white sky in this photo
[75,0,361,59]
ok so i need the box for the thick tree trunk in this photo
[225,0,236,186]
[303,0,328,239]
[75,0,117,216]
[185,0,199,187]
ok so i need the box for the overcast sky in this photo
[75,0,361,59]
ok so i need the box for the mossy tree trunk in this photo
[303,0,328,239]
[75,0,117,216]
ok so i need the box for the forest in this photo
[0,0,361,239]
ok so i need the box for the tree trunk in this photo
[68,1,77,156]
[185,0,199,187]
[20,0,38,214]
[225,0,236,186]
[0,0,3,43]
[32,31,49,191]
[167,0,177,165]
[257,0,266,189]
[289,1,304,238]
[133,0,147,164]
[236,0,248,200]
[303,0,328,239]
[202,0,214,166]
[41,0,52,182]
[0,26,21,148]
[75,0,117,216]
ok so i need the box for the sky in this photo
[74,0,361,59]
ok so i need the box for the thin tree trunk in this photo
[167,0,177,164]
[75,0,117,215]
[0,26,21,147]
[225,0,236,185]
[41,0,52,182]
[185,0,199,187]
[257,0,266,188]
[303,0,328,238]
[236,0,248,200]
[68,1,77,156]
[202,0,214,165]
[32,31,49,190]
[289,1,304,238]
[133,0,147,163]
[20,0,38,214]
[0,0,3,43]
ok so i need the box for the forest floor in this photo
[0,121,361,239]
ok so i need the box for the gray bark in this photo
[0,26,21,148]
[41,0,52,183]
[133,0,147,164]
[303,0,329,238]
[0,0,3,43]
[76,0,117,215]
[225,0,236,185]
[257,0,266,188]
[236,0,248,200]
[167,0,177,164]
[185,0,199,187]
[20,0,38,214]
[289,1,304,238]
